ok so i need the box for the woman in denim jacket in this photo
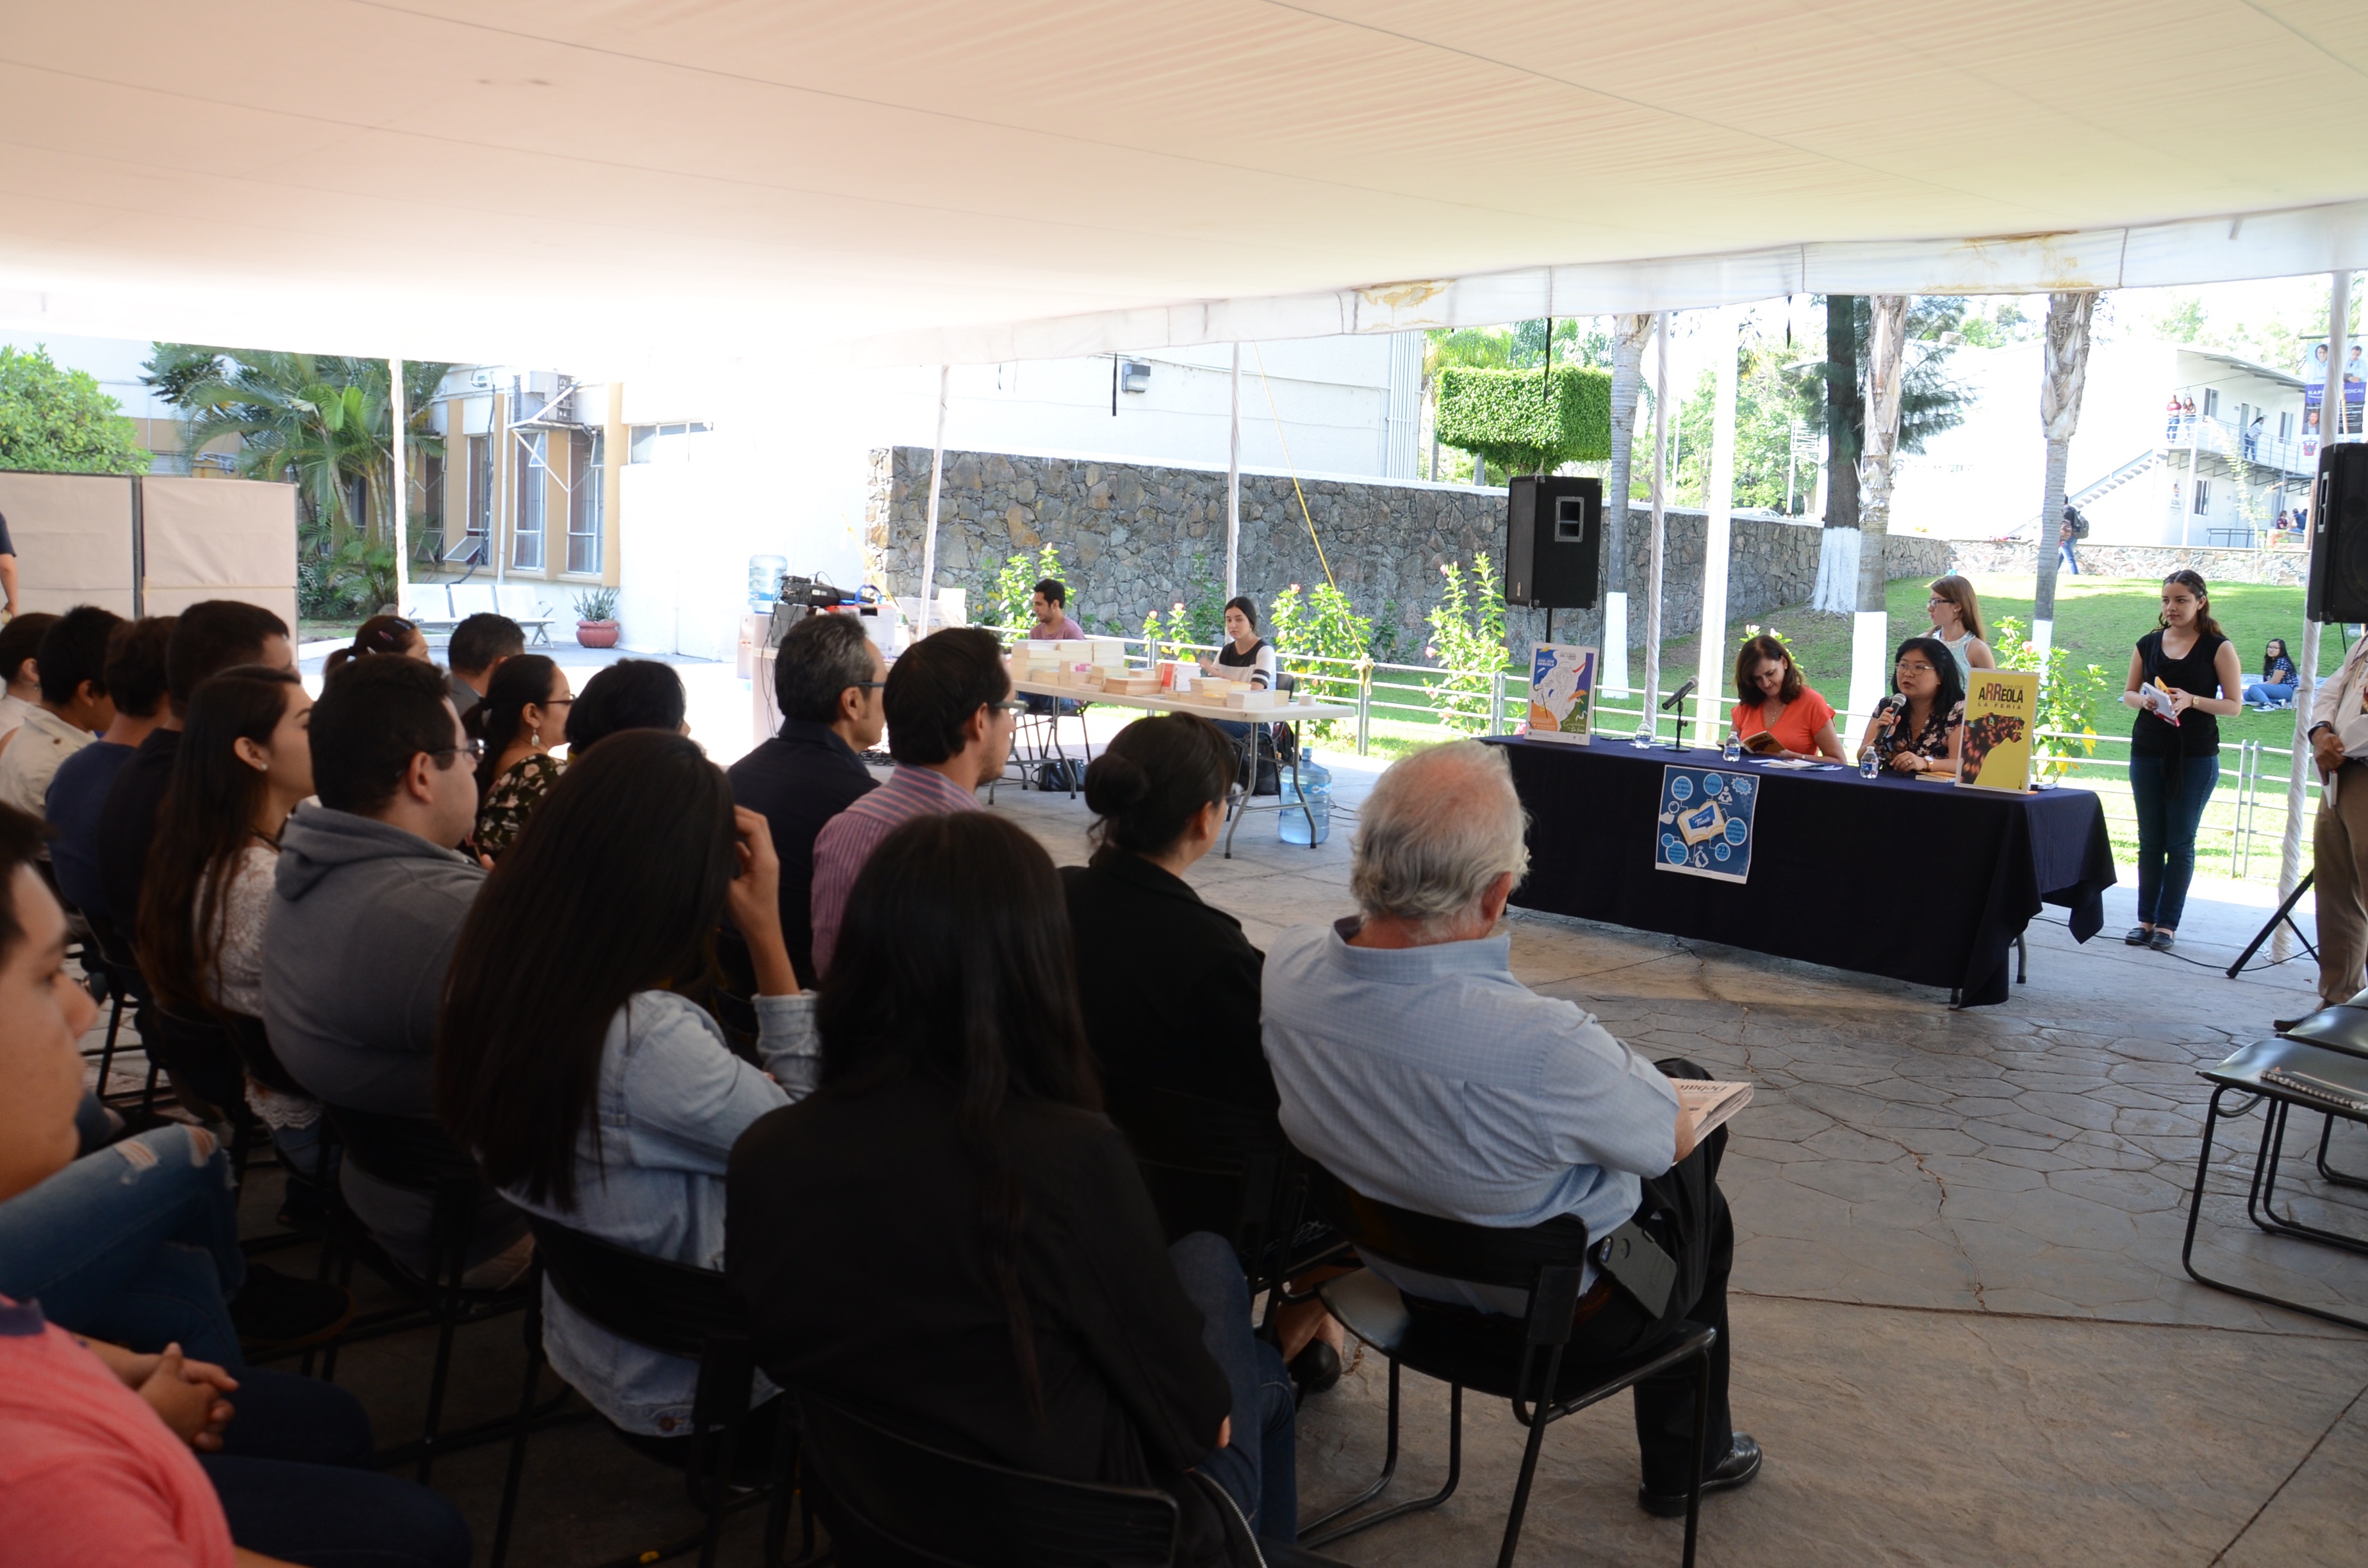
[438,730,814,1455]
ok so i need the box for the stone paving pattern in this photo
[92,741,2364,1565]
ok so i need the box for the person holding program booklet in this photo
[2119,569,2241,953]
[1727,635,1846,761]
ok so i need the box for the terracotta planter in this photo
[576,619,620,649]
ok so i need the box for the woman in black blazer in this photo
[1062,713,1344,1396]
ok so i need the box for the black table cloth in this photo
[1483,737,2117,1006]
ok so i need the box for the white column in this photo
[390,356,409,608]
[2278,268,2349,961]
[1602,592,1628,696]
[1636,314,1670,740]
[918,364,950,641]
[1693,306,1741,747]
[1226,344,1241,600]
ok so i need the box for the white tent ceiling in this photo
[3,1,2367,370]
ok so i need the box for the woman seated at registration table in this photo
[436,730,811,1458]
[1199,596,1277,751]
[1727,633,1846,761]
[1857,635,1966,776]
[727,812,1299,1557]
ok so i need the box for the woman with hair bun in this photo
[1062,712,1347,1398]
[322,614,431,675]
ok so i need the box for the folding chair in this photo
[1297,1163,1716,1568]
[797,1388,1351,1568]
[491,1214,803,1568]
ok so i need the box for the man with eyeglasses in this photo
[807,626,1018,980]
[263,656,532,1291]
[729,612,888,986]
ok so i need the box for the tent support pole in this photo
[1227,344,1241,601]
[1636,314,1669,742]
[390,356,409,608]
[1693,306,1740,747]
[2278,270,2348,961]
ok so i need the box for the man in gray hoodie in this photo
[263,655,529,1286]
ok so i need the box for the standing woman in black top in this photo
[2121,569,2242,951]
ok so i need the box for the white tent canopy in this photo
[3,2,2367,368]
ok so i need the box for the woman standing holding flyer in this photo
[2119,569,2242,952]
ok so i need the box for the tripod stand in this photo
[2226,871,2318,979]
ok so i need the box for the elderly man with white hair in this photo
[1262,739,1758,1516]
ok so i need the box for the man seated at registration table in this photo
[1023,576,1087,718]
[1260,740,1761,1516]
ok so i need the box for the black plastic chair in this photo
[797,1388,1349,1568]
[1298,1163,1716,1568]
[69,904,144,1103]
[491,1214,800,1568]
[311,1102,534,1476]
[1099,1079,1347,1318]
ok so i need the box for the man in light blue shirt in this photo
[1262,739,1759,1515]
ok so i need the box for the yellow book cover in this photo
[1958,669,2037,792]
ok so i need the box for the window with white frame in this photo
[2193,479,2211,515]
[2280,410,2296,442]
[2202,388,2220,417]
[513,430,547,571]
[567,431,603,575]
[466,436,491,564]
[627,421,714,463]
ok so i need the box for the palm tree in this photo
[144,348,452,616]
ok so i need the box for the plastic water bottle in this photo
[1279,752,1333,845]
[1722,731,1743,764]
[1858,747,1880,780]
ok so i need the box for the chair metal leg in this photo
[2015,932,2028,984]
[1301,1368,1463,1548]
[1682,1341,1710,1568]
[488,1286,548,1568]
[2314,1113,2368,1190]
[1496,1378,1554,1568]
[2182,1085,2368,1332]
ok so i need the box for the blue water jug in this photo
[1279,751,1333,845]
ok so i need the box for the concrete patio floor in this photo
[88,733,2368,1566]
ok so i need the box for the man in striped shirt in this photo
[809,626,1017,978]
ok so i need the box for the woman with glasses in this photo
[1923,576,1996,680]
[2119,569,2241,952]
[2246,638,2299,710]
[1857,636,1966,776]
[465,653,571,859]
[322,614,432,674]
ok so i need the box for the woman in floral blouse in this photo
[468,653,572,858]
[1857,635,1964,776]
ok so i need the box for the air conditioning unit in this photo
[466,368,495,391]
[1120,360,1152,394]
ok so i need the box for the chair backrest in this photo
[1303,1160,1592,1294]
[320,1103,485,1195]
[81,913,147,999]
[796,1389,1178,1568]
[1101,1080,1296,1284]
[522,1212,747,1362]
[448,583,499,618]
[403,584,453,621]
[495,584,547,621]
[2282,1003,2368,1061]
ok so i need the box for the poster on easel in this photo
[1656,765,1757,883]
[1958,669,2037,792]
[1526,643,1597,746]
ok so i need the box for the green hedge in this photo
[1435,364,1609,477]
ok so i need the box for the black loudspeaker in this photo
[2308,444,2368,623]
[1504,476,1601,610]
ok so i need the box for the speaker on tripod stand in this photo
[2306,443,2368,623]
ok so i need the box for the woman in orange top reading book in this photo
[1727,635,1846,761]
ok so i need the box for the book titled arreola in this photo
[1525,643,1597,746]
[1959,668,2037,793]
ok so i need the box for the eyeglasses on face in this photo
[988,699,1028,717]
[429,739,486,762]
[1895,661,1937,676]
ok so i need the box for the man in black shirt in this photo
[726,612,883,986]
[95,601,293,927]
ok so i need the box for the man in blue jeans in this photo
[0,800,470,1567]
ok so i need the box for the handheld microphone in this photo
[1661,678,1697,712]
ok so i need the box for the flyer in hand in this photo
[1959,668,2037,793]
[1655,764,1757,883]
[1526,643,1597,746]
[1672,1079,1754,1139]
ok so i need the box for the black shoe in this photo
[2148,929,2176,952]
[1638,1433,1763,1517]
[2124,926,2152,945]
[231,1262,355,1351]
[1288,1339,1342,1403]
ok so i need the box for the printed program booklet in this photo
[1959,668,2037,792]
[1526,643,1597,745]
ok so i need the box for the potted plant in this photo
[573,587,621,649]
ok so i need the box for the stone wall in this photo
[867,446,1953,654]
[1945,539,2310,586]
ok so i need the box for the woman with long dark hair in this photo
[2246,637,2299,710]
[1729,633,1845,761]
[2120,569,2242,951]
[1857,635,1966,776]
[437,730,807,1450]
[564,658,687,753]
[136,666,327,1166]
[321,614,431,675]
[465,653,570,858]
[728,812,1297,1560]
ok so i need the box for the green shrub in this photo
[981,542,1067,632]
[1435,365,1611,477]
[1422,554,1513,734]
[1992,614,2105,780]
